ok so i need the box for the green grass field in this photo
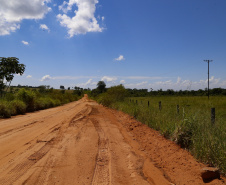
[111,96,226,174]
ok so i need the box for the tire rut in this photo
[91,118,111,185]
[0,138,55,185]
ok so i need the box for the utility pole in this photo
[204,60,213,99]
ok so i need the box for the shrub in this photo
[17,88,36,112]
[10,99,26,115]
[97,85,128,106]
[0,101,11,118]
[35,97,56,110]
[97,93,114,107]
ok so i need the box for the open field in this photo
[0,96,225,184]
[111,96,226,175]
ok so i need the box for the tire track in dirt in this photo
[0,137,55,185]
[15,102,94,185]
[91,117,111,185]
[0,101,86,185]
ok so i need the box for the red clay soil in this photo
[0,95,225,185]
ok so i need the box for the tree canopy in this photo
[0,57,25,96]
[97,81,106,93]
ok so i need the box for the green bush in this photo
[10,99,26,115]
[0,101,11,118]
[97,85,128,106]
[17,88,36,112]
[97,93,114,107]
[35,97,57,110]
[0,88,79,117]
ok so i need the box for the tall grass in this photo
[111,96,226,174]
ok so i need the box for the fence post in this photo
[159,101,162,111]
[148,101,149,107]
[211,108,215,125]
[177,105,179,114]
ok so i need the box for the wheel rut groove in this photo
[91,117,111,185]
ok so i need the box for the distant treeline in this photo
[11,85,226,97]
[127,88,226,97]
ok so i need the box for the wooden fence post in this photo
[148,101,149,107]
[159,101,162,111]
[177,105,179,114]
[211,108,215,125]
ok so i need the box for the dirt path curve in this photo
[0,95,225,185]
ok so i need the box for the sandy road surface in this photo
[0,96,225,185]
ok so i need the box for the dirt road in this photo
[0,96,225,185]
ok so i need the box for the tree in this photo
[97,81,106,93]
[60,85,65,90]
[0,57,25,96]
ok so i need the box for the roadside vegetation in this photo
[0,87,80,118]
[0,57,81,118]
[91,82,226,175]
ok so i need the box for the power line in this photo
[204,60,213,99]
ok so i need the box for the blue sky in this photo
[0,0,226,90]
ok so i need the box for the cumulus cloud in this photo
[22,40,29,45]
[115,55,125,61]
[40,24,50,32]
[0,0,51,36]
[120,80,125,84]
[76,79,97,87]
[41,75,52,81]
[26,75,32,78]
[57,0,103,37]
[176,76,182,84]
[101,76,117,82]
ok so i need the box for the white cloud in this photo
[125,76,165,80]
[41,75,52,81]
[102,16,105,21]
[26,75,32,78]
[76,78,97,87]
[22,40,29,45]
[84,79,93,86]
[57,0,103,37]
[101,76,117,82]
[120,80,125,84]
[137,81,148,86]
[40,24,50,32]
[54,75,96,80]
[115,55,125,61]
[0,0,51,36]
[176,76,181,84]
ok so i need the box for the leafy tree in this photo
[97,81,106,93]
[0,57,25,96]
[60,85,65,90]
[97,85,128,106]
